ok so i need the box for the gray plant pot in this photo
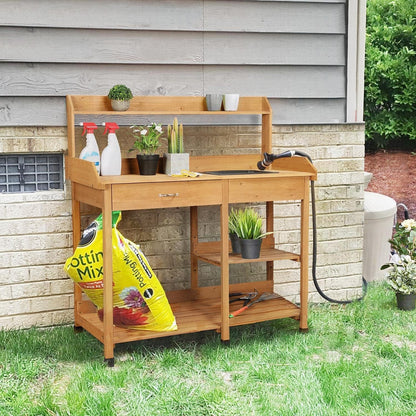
[205,94,223,111]
[111,99,130,111]
[240,238,262,259]
[396,293,416,311]
[229,233,241,254]
[164,153,189,175]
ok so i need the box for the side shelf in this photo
[196,245,300,266]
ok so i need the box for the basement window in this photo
[0,153,64,193]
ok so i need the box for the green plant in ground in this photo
[108,84,133,101]
[167,117,184,153]
[129,123,163,155]
[365,0,416,150]
[234,208,270,239]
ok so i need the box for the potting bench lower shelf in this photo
[75,281,301,345]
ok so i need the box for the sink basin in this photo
[203,170,276,175]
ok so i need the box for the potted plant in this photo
[229,208,243,254]
[108,84,133,111]
[129,123,163,175]
[234,208,271,259]
[381,218,416,310]
[164,117,189,175]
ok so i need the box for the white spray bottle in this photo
[101,122,121,176]
[79,122,100,174]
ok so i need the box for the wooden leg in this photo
[266,201,274,281]
[102,188,114,363]
[190,206,198,290]
[299,180,310,331]
[71,187,82,328]
[220,183,230,342]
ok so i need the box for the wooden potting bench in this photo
[66,95,317,365]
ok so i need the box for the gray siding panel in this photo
[0,97,64,126]
[0,0,204,31]
[270,98,345,123]
[1,64,343,99]
[204,33,345,65]
[0,0,345,34]
[0,64,204,97]
[0,28,344,66]
[0,0,348,126]
[204,66,345,98]
[0,28,204,64]
[204,1,346,34]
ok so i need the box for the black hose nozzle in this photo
[257,150,313,170]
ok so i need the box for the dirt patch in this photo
[365,151,416,221]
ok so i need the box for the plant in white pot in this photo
[234,208,271,259]
[108,84,133,111]
[129,123,163,175]
[381,218,416,310]
[164,117,189,175]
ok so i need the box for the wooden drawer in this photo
[112,180,223,210]
[228,176,307,203]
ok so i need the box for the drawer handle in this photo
[159,192,179,197]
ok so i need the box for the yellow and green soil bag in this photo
[64,211,177,332]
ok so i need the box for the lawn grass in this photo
[1,283,416,415]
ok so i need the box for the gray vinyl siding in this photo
[0,0,347,126]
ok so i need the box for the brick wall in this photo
[0,128,73,328]
[0,123,365,329]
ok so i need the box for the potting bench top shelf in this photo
[66,95,272,114]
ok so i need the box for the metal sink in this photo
[203,170,276,175]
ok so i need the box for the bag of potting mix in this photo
[64,211,177,332]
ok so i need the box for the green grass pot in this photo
[229,233,241,254]
[240,238,262,259]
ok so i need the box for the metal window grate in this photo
[0,153,64,193]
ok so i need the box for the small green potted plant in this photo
[229,208,243,254]
[164,117,189,175]
[381,218,416,310]
[234,208,271,259]
[108,84,133,111]
[129,123,163,175]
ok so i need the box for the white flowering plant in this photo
[389,219,416,260]
[130,123,163,155]
[381,219,416,294]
